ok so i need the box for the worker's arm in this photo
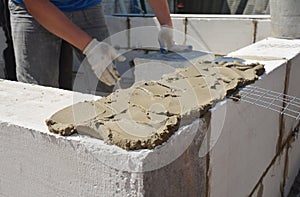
[23,0,91,51]
[146,0,172,27]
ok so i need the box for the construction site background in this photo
[102,0,270,15]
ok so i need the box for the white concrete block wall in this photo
[0,81,142,196]
[0,122,143,197]
[228,39,300,152]
[286,136,300,196]
[186,18,254,55]
[282,54,300,144]
[208,60,286,196]
[2,31,299,197]
[251,152,285,197]
[103,15,272,56]
[283,53,300,196]
[105,16,129,48]
[109,16,186,50]
[129,17,160,49]
[0,80,209,197]
[207,38,300,197]
[245,127,299,197]
[244,131,300,197]
[228,38,300,60]
[256,19,272,42]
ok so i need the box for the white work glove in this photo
[158,25,192,54]
[83,39,126,86]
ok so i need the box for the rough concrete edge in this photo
[81,118,205,172]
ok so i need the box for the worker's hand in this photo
[83,39,126,86]
[158,25,192,54]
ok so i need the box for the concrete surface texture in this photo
[0,37,300,197]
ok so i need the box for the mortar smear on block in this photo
[46,61,264,150]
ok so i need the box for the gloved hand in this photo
[83,39,126,86]
[158,25,192,54]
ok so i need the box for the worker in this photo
[8,0,191,94]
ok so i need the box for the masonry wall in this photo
[104,15,271,55]
[0,38,300,196]
[0,82,145,196]
[0,80,211,197]
[1,12,300,196]
[208,38,300,197]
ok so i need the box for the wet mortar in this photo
[46,61,264,150]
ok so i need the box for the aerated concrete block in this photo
[230,38,300,147]
[0,80,208,197]
[207,38,300,197]
[1,38,300,197]
[281,54,300,146]
[186,18,253,55]
[129,17,160,49]
[105,16,129,49]
[250,150,286,197]
[286,136,300,196]
[208,60,286,196]
[256,19,271,42]
[129,17,186,49]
